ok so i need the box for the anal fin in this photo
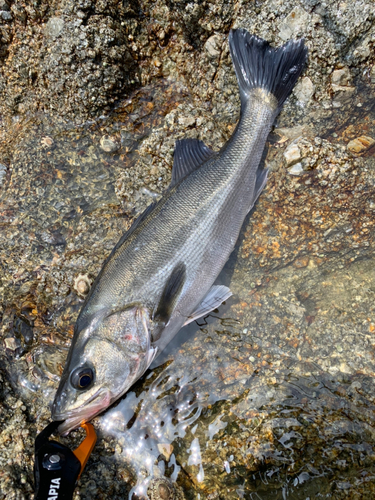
[247,167,268,214]
[184,285,232,326]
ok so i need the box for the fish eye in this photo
[70,366,94,390]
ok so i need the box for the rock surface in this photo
[1,0,375,499]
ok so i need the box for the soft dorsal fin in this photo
[153,262,186,327]
[170,138,216,188]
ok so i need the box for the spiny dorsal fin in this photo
[170,138,216,188]
[153,262,186,326]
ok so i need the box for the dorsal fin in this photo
[170,138,216,188]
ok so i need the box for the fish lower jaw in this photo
[53,390,112,435]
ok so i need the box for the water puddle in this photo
[1,76,375,498]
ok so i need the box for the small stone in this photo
[74,274,91,296]
[288,163,305,176]
[157,443,174,461]
[178,115,195,128]
[44,17,65,38]
[284,143,301,167]
[41,136,54,148]
[295,77,314,104]
[331,67,351,87]
[0,163,6,185]
[294,256,309,268]
[148,477,176,500]
[331,69,355,107]
[204,35,222,59]
[347,136,375,154]
[100,135,120,153]
[0,10,12,20]
[4,338,18,351]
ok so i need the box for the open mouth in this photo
[53,389,111,435]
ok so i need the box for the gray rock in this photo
[0,163,6,185]
[288,162,305,176]
[0,10,11,20]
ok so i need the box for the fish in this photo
[52,29,307,434]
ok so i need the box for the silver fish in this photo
[52,29,307,434]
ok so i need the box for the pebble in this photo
[157,443,174,461]
[0,10,11,20]
[0,163,6,185]
[74,274,91,296]
[284,143,301,167]
[279,6,310,41]
[331,67,351,87]
[295,77,315,105]
[100,135,120,153]
[177,115,196,128]
[148,477,177,500]
[288,163,305,175]
[204,35,222,59]
[44,17,65,38]
[347,136,375,154]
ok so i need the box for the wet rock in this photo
[177,115,195,128]
[0,10,11,20]
[0,163,6,185]
[1,0,375,499]
[157,443,174,461]
[148,477,178,500]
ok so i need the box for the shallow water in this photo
[1,77,375,499]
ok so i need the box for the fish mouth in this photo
[53,388,111,435]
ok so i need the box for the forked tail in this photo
[229,29,308,112]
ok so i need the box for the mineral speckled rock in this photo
[1,0,375,499]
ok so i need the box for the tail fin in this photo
[229,29,308,112]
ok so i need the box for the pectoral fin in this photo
[153,263,186,327]
[184,285,232,326]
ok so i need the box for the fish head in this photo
[52,305,154,434]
